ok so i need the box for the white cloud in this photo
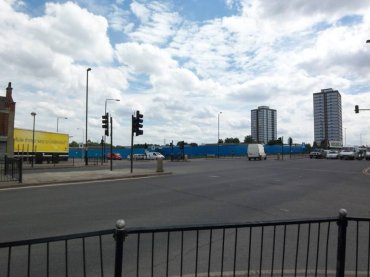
[30,2,114,63]
[115,42,178,74]
[128,1,182,45]
[2,0,370,146]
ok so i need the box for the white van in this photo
[247,144,267,160]
[145,151,165,160]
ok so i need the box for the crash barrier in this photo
[0,209,369,277]
[0,156,22,183]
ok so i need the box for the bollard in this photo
[184,154,188,161]
[156,158,164,172]
[114,219,126,277]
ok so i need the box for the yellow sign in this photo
[14,128,69,153]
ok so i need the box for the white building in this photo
[313,88,342,146]
[251,106,277,144]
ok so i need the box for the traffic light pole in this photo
[110,116,113,171]
[130,115,134,173]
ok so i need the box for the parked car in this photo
[127,154,146,160]
[106,153,122,160]
[339,147,358,160]
[366,147,370,160]
[326,150,339,159]
[309,149,323,159]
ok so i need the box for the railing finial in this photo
[116,219,125,230]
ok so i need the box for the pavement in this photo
[0,159,171,189]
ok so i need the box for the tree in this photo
[218,139,224,144]
[69,141,79,147]
[224,137,240,143]
[244,135,254,143]
[267,138,282,145]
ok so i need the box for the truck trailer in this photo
[13,128,69,162]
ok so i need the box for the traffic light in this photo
[355,105,359,113]
[102,113,109,136]
[132,111,144,136]
[288,137,293,146]
[135,110,143,136]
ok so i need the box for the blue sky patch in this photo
[336,15,363,26]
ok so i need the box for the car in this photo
[339,147,356,160]
[309,149,323,159]
[366,147,370,160]
[106,153,122,160]
[127,154,146,160]
[326,150,339,159]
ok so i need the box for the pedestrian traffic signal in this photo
[102,113,109,136]
[355,105,359,113]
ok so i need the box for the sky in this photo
[1,0,370,147]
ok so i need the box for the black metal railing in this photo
[0,210,369,277]
[0,156,22,183]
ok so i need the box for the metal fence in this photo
[0,210,369,277]
[0,156,22,183]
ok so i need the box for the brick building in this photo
[0,83,16,157]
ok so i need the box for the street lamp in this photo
[85,67,91,165]
[104,98,120,161]
[31,112,36,168]
[105,98,120,115]
[218,112,222,158]
[77,128,84,160]
[57,116,68,133]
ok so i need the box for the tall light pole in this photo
[57,116,68,133]
[218,112,222,158]
[85,68,91,165]
[77,128,84,160]
[104,98,120,161]
[31,112,36,168]
[105,98,120,115]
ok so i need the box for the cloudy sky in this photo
[1,0,370,146]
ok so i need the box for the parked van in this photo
[145,151,165,160]
[247,144,267,160]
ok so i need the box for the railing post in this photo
[336,208,348,277]
[18,158,23,183]
[114,219,126,277]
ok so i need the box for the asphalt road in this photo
[1,158,369,241]
[1,157,369,276]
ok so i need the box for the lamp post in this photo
[104,98,120,161]
[217,112,222,158]
[57,117,68,133]
[31,112,36,168]
[77,128,84,160]
[85,68,91,165]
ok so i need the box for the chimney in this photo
[6,82,12,100]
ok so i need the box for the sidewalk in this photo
[1,160,171,189]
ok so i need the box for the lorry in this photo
[247,144,267,160]
[13,128,69,162]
